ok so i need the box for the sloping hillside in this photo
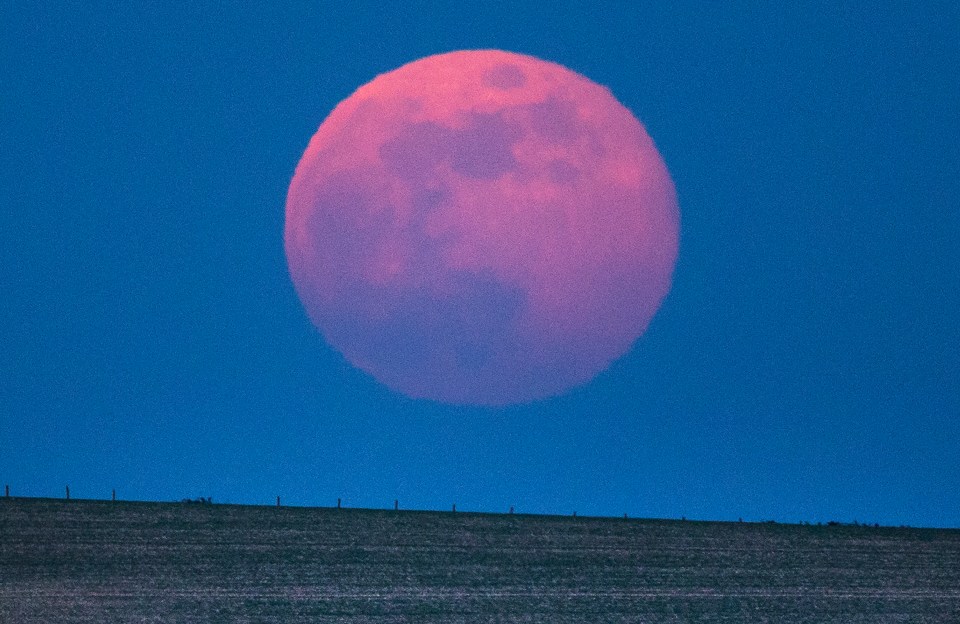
[2,497,958,622]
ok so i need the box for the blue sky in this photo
[2,2,958,527]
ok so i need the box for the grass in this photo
[2,497,959,622]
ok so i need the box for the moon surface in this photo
[285,50,679,405]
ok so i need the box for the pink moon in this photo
[285,50,679,405]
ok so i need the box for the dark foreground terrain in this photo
[1,498,959,623]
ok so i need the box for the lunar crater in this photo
[482,63,526,89]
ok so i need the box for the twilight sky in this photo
[2,2,958,527]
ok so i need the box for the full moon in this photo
[285,50,679,405]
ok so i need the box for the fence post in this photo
[337,498,341,509]
[277,496,281,508]
[4,485,8,498]
[452,503,456,513]
[112,489,116,502]
[394,499,398,511]
[66,485,70,500]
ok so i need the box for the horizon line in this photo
[3,492,953,531]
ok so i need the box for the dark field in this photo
[1,498,959,623]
